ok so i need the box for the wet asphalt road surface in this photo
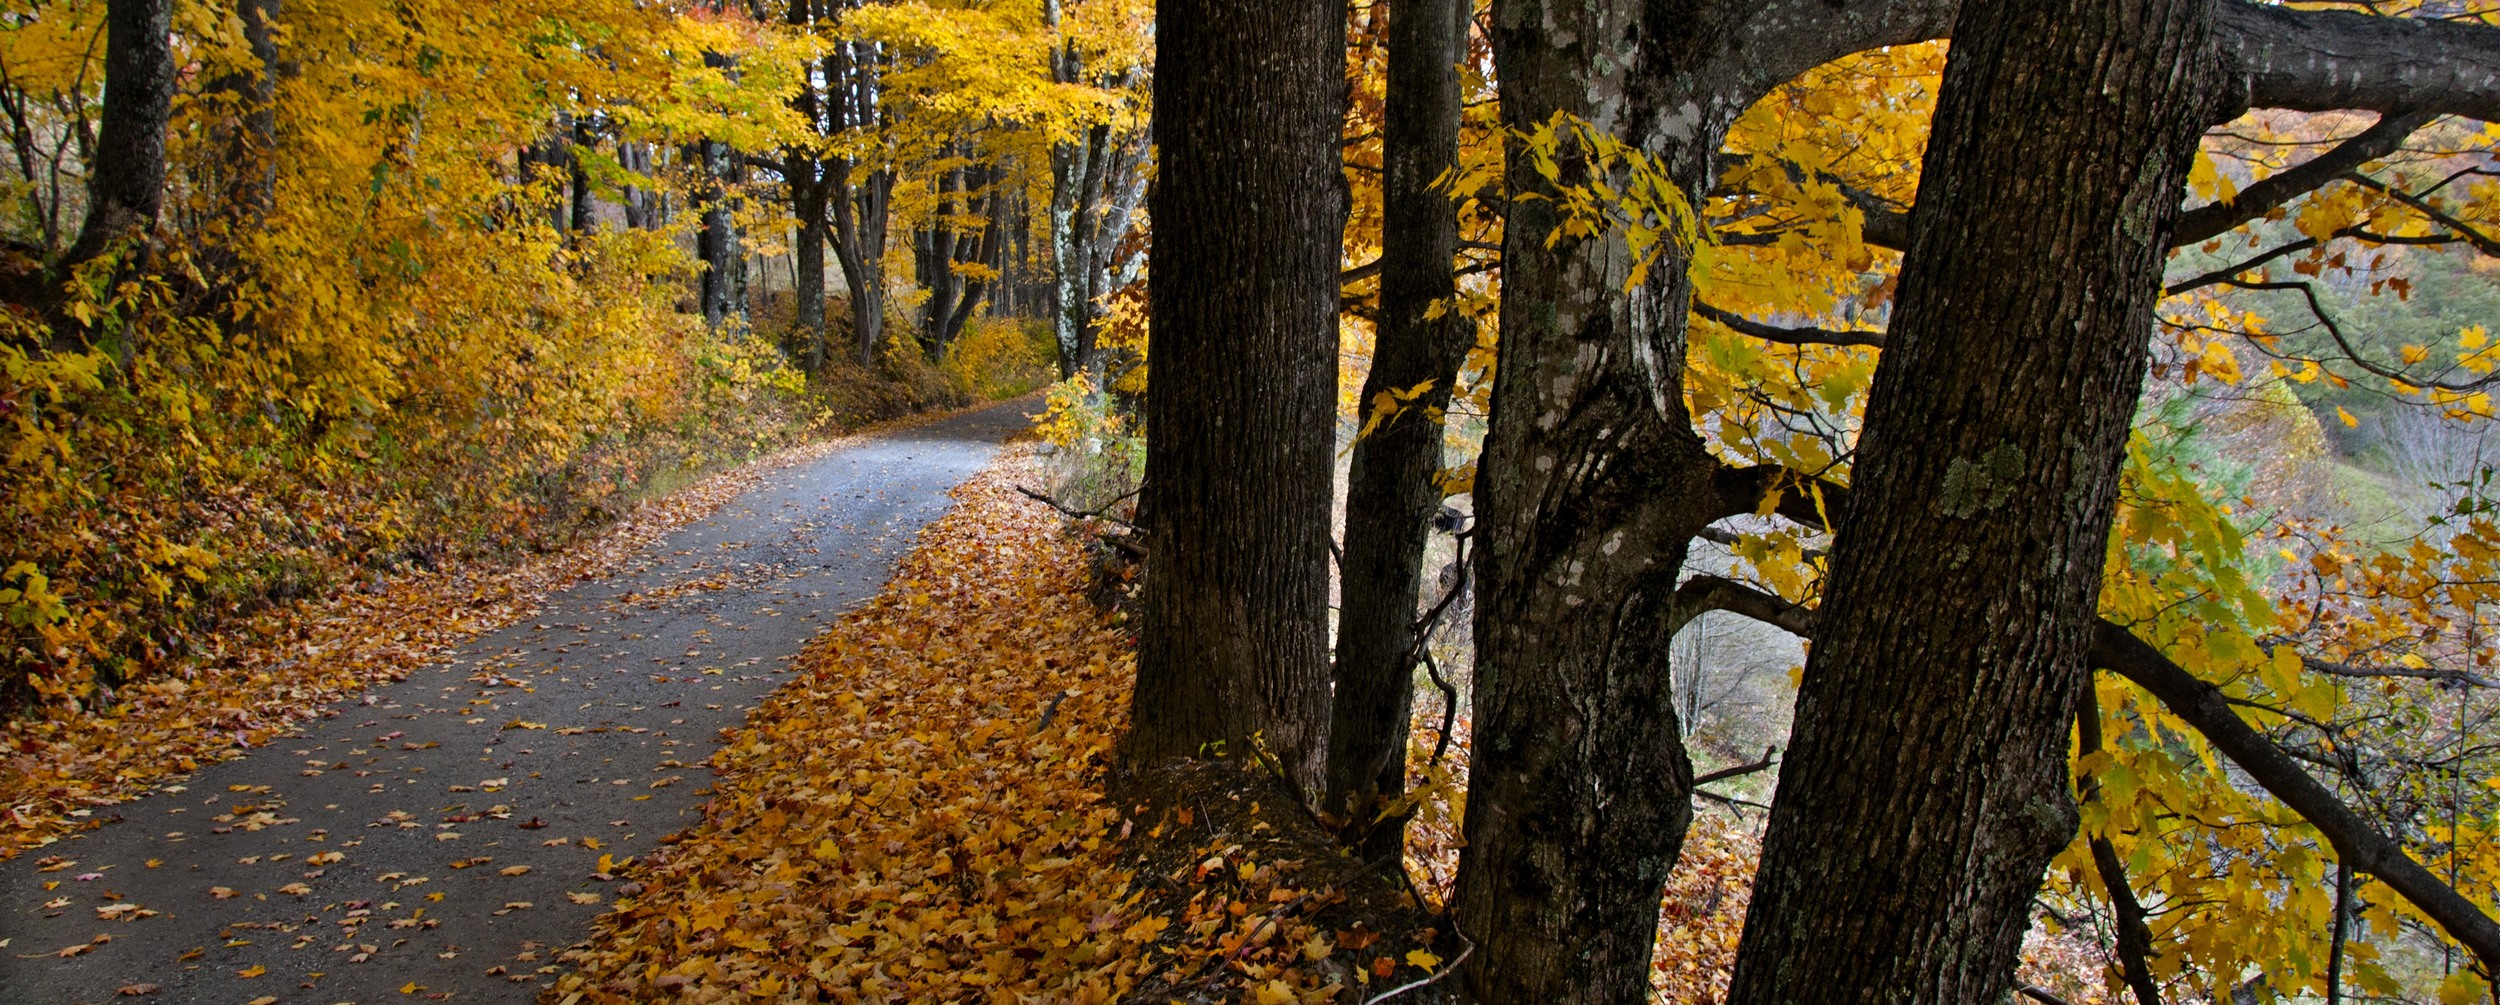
[0,400,1034,1004]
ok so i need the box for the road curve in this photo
[0,399,1036,1004]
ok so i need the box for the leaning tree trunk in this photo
[1127,0,1343,799]
[1324,0,1472,854]
[1722,0,2224,1002]
[63,0,176,270]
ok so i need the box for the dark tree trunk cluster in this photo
[1138,0,2500,1002]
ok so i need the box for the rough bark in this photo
[792,167,829,365]
[784,0,830,367]
[1127,0,1342,799]
[920,156,962,354]
[1450,1,1747,999]
[212,0,283,235]
[1323,0,1472,854]
[63,0,176,269]
[1722,0,2223,1001]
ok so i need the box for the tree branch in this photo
[1694,746,1779,786]
[1708,463,1850,532]
[2217,3,2500,122]
[2219,277,2500,392]
[1693,301,1886,348]
[1676,575,2500,973]
[1674,575,1817,637]
[2343,169,2500,258]
[2089,619,2500,975]
[2173,110,2437,246]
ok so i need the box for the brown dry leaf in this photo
[114,984,159,996]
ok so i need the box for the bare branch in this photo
[1674,575,1817,638]
[2218,277,2500,392]
[1693,302,1886,348]
[1694,746,1779,786]
[2217,4,2500,122]
[2343,169,2500,257]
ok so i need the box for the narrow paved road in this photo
[0,401,1034,1004]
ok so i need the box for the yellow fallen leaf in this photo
[567,892,600,905]
[499,865,531,876]
[236,964,265,978]
[1405,948,1442,970]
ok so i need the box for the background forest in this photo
[9,1,2500,1004]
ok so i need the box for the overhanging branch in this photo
[2173,110,2437,246]
[1674,575,2500,971]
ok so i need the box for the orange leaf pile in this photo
[553,452,1149,1003]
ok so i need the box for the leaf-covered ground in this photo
[551,452,1151,1002]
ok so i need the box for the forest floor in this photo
[0,399,1036,1004]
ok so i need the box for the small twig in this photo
[1693,746,1778,786]
[1015,484,1143,530]
[1422,648,1461,768]
[2018,984,2077,1005]
[1361,924,1476,1005]
[1693,788,1772,813]
[1034,690,1072,734]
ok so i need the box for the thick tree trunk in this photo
[793,168,828,367]
[1050,122,1104,379]
[1324,0,1472,853]
[212,0,283,234]
[921,157,962,355]
[1127,0,1342,799]
[940,163,995,347]
[569,114,596,235]
[1449,4,1774,1000]
[831,161,889,365]
[1721,0,2223,1001]
[64,0,176,269]
[694,138,743,329]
